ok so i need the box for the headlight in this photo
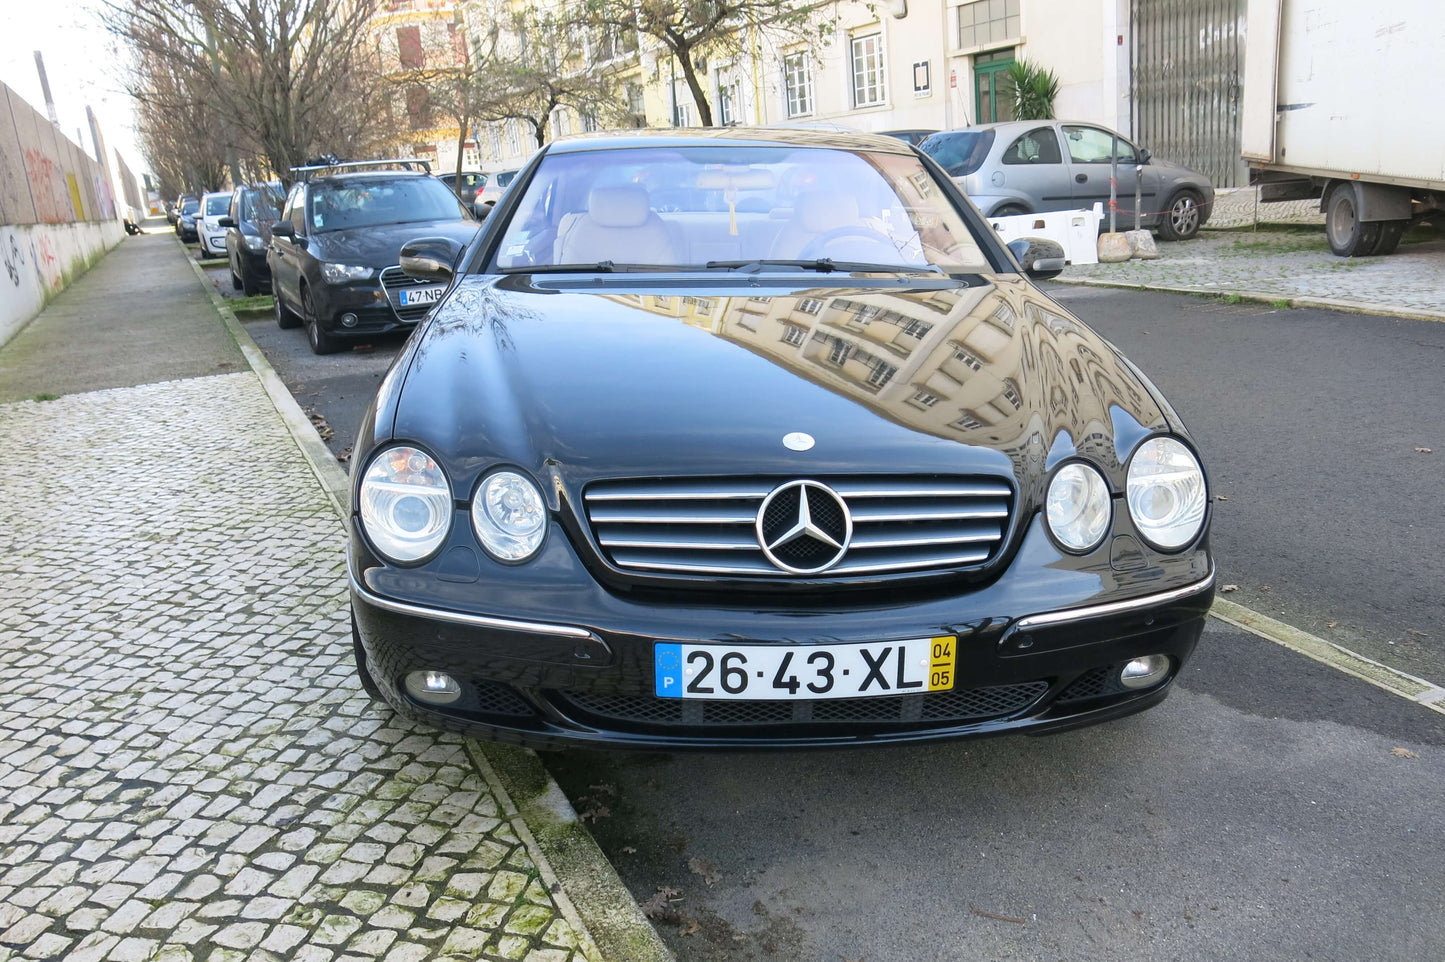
[243,233,267,251]
[1045,462,1111,553]
[359,446,452,563]
[1126,437,1207,550]
[321,262,372,283]
[471,471,547,562]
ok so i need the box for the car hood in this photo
[309,219,479,268]
[388,273,1173,502]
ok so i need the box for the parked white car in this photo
[197,191,233,257]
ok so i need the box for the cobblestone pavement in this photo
[0,374,600,962]
[1205,186,1323,229]
[1062,226,1445,317]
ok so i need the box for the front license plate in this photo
[398,285,445,307]
[654,637,957,700]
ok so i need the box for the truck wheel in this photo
[1157,191,1203,241]
[1325,186,1382,257]
[1369,220,1407,256]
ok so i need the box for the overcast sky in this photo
[0,0,147,179]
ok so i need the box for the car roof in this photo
[545,126,917,155]
[305,170,434,185]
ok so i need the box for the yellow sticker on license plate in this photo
[928,636,956,692]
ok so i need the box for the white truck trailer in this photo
[1241,0,1445,256]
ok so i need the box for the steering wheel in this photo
[798,226,901,262]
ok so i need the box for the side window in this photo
[1001,127,1062,165]
[288,186,307,233]
[1062,126,1136,164]
[229,189,241,221]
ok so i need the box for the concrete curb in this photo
[1052,276,1445,325]
[177,238,672,962]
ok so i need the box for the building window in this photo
[953,346,983,371]
[626,83,646,125]
[957,0,1020,49]
[902,319,932,339]
[673,81,694,127]
[488,125,501,159]
[783,52,813,118]
[868,362,897,387]
[911,390,941,407]
[405,85,431,130]
[505,119,520,155]
[952,411,986,431]
[829,338,854,366]
[1001,380,1023,409]
[797,298,823,315]
[781,324,807,346]
[581,111,599,132]
[397,26,423,69]
[850,32,886,108]
[717,70,740,126]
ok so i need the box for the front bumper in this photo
[351,516,1215,750]
[312,280,416,339]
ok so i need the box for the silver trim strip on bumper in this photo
[349,572,595,640]
[1012,566,1216,632]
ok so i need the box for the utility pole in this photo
[34,51,59,125]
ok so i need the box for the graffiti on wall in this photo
[22,148,66,224]
[2,231,24,287]
[34,235,62,293]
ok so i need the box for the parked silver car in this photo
[920,121,1214,240]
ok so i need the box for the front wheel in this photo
[1157,191,1203,241]
[992,203,1029,218]
[303,285,343,355]
[352,610,385,702]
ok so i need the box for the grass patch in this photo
[230,294,274,315]
[1227,233,1329,256]
[1271,299,1291,309]
[196,257,228,267]
[1221,294,1245,305]
[31,392,60,402]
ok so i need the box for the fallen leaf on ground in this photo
[1220,584,1239,593]
[577,802,610,823]
[620,845,636,854]
[688,856,723,886]
[1261,584,1271,591]
[1415,447,1433,454]
[1390,747,1419,759]
[970,907,1026,924]
[678,918,701,936]
[1216,495,1229,501]
[1326,621,1338,628]
[588,783,617,795]
[353,343,374,353]
[638,887,684,922]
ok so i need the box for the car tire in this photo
[230,266,242,291]
[1157,190,1203,241]
[352,610,385,702]
[1325,185,1382,257]
[992,204,1029,218]
[241,269,260,297]
[274,286,302,329]
[303,285,344,355]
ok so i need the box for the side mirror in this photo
[399,236,465,283]
[1007,238,1067,281]
[218,216,236,228]
[473,200,492,220]
[1138,148,1152,163]
[271,220,295,239]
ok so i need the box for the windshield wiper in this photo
[499,261,618,274]
[703,258,943,275]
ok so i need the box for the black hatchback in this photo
[268,161,478,354]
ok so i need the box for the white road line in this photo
[1211,598,1445,716]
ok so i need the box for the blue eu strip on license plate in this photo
[654,638,956,700]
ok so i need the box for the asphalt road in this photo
[230,264,1445,961]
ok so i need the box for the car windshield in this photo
[308,177,467,232]
[492,144,990,273]
[920,131,997,177]
[181,198,199,214]
[204,195,229,216]
[241,187,282,223]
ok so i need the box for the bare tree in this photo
[377,13,489,183]
[581,0,832,127]
[129,30,233,195]
[472,4,624,148]
[107,0,392,186]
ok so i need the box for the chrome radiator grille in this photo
[583,476,1013,578]
[379,266,433,321]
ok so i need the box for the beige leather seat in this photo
[768,191,862,259]
[555,186,678,265]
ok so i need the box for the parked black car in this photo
[267,161,478,354]
[174,196,200,242]
[438,171,487,205]
[220,183,283,295]
[348,129,1215,750]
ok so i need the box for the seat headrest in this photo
[588,186,652,228]
[795,191,860,234]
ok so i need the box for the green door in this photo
[973,50,1016,124]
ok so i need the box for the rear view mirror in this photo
[399,236,466,283]
[271,221,295,239]
[1138,148,1152,163]
[218,216,236,228]
[1007,238,1067,281]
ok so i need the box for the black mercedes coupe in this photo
[348,129,1215,749]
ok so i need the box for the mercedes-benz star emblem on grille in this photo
[756,480,853,574]
[782,432,815,451]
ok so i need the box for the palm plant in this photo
[1002,59,1061,121]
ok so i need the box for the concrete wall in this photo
[0,80,128,347]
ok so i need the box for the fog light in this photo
[1119,655,1171,690]
[340,312,359,327]
[404,670,461,705]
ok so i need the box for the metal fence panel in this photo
[1131,0,1249,188]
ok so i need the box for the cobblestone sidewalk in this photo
[0,375,600,962]
[1061,227,1445,318]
